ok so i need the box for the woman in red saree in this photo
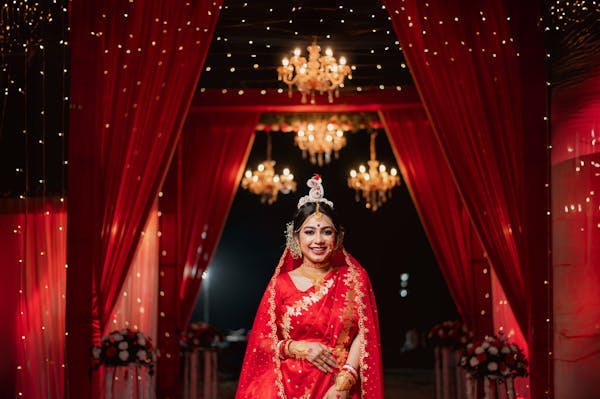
[236,175,384,399]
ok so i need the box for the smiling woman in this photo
[236,175,384,399]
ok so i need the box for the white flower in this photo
[469,357,480,367]
[92,347,102,359]
[112,333,124,342]
[487,362,498,371]
[138,337,146,346]
[118,341,128,350]
[120,329,129,335]
[487,346,498,355]
[118,350,129,361]
[481,342,490,349]
[475,346,485,355]
[501,345,511,354]
[509,344,517,351]
[137,350,148,361]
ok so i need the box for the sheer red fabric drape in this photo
[66,1,221,397]
[0,200,66,399]
[108,202,160,339]
[385,1,549,396]
[492,269,530,397]
[381,109,492,335]
[157,111,258,397]
[551,66,600,399]
[176,111,260,323]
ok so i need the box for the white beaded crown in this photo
[297,174,334,209]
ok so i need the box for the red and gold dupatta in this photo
[236,248,384,399]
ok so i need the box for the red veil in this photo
[235,247,384,399]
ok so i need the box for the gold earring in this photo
[286,222,302,259]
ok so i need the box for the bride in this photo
[236,175,383,399]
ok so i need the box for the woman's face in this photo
[297,213,336,266]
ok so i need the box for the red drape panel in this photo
[492,269,530,397]
[551,66,600,399]
[176,112,260,323]
[157,111,258,398]
[0,203,20,399]
[385,1,550,397]
[66,1,222,398]
[381,109,492,336]
[108,202,159,338]
[0,200,66,399]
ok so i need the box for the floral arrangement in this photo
[92,328,156,375]
[459,334,528,381]
[427,320,473,349]
[255,112,384,133]
[180,322,223,351]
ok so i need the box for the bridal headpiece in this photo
[286,174,334,258]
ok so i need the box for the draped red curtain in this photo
[551,66,600,398]
[157,111,259,397]
[177,112,260,323]
[66,1,222,397]
[380,109,492,335]
[384,1,550,396]
[0,200,66,399]
[492,269,530,397]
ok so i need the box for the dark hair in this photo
[292,202,345,246]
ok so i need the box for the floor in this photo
[213,369,435,399]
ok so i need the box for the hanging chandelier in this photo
[241,133,296,204]
[295,119,347,166]
[348,131,400,211]
[277,40,352,104]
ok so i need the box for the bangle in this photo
[342,364,358,380]
[289,340,309,359]
[284,340,293,358]
[276,340,286,359]
[276,340,284,357]
[334,370,357,391]
[277,339,292,359]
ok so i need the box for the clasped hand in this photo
[290,340,339,373]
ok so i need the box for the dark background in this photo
[192,128,459,369]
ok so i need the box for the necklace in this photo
[298,264,332,287]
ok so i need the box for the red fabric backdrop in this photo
[551,66,600,399]
[66,1,222,398]
[381,109,493,336]
[384,1,550,396]
[0,200,67,399]
[157,111,259,397]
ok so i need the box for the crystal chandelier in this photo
[277,40,352,104]
[241,133,296,204]
[295,119,347,166]
[348,131,400,211]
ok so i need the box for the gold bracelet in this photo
[334,370,357,391]
[289,341,309,359]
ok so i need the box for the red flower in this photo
[106,347,117,357]
[476,353,487,362]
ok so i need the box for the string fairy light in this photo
[196,0,411,93]
[4,2,71,395]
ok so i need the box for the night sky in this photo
[193,126,458,368]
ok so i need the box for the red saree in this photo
[236,248,384,399]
